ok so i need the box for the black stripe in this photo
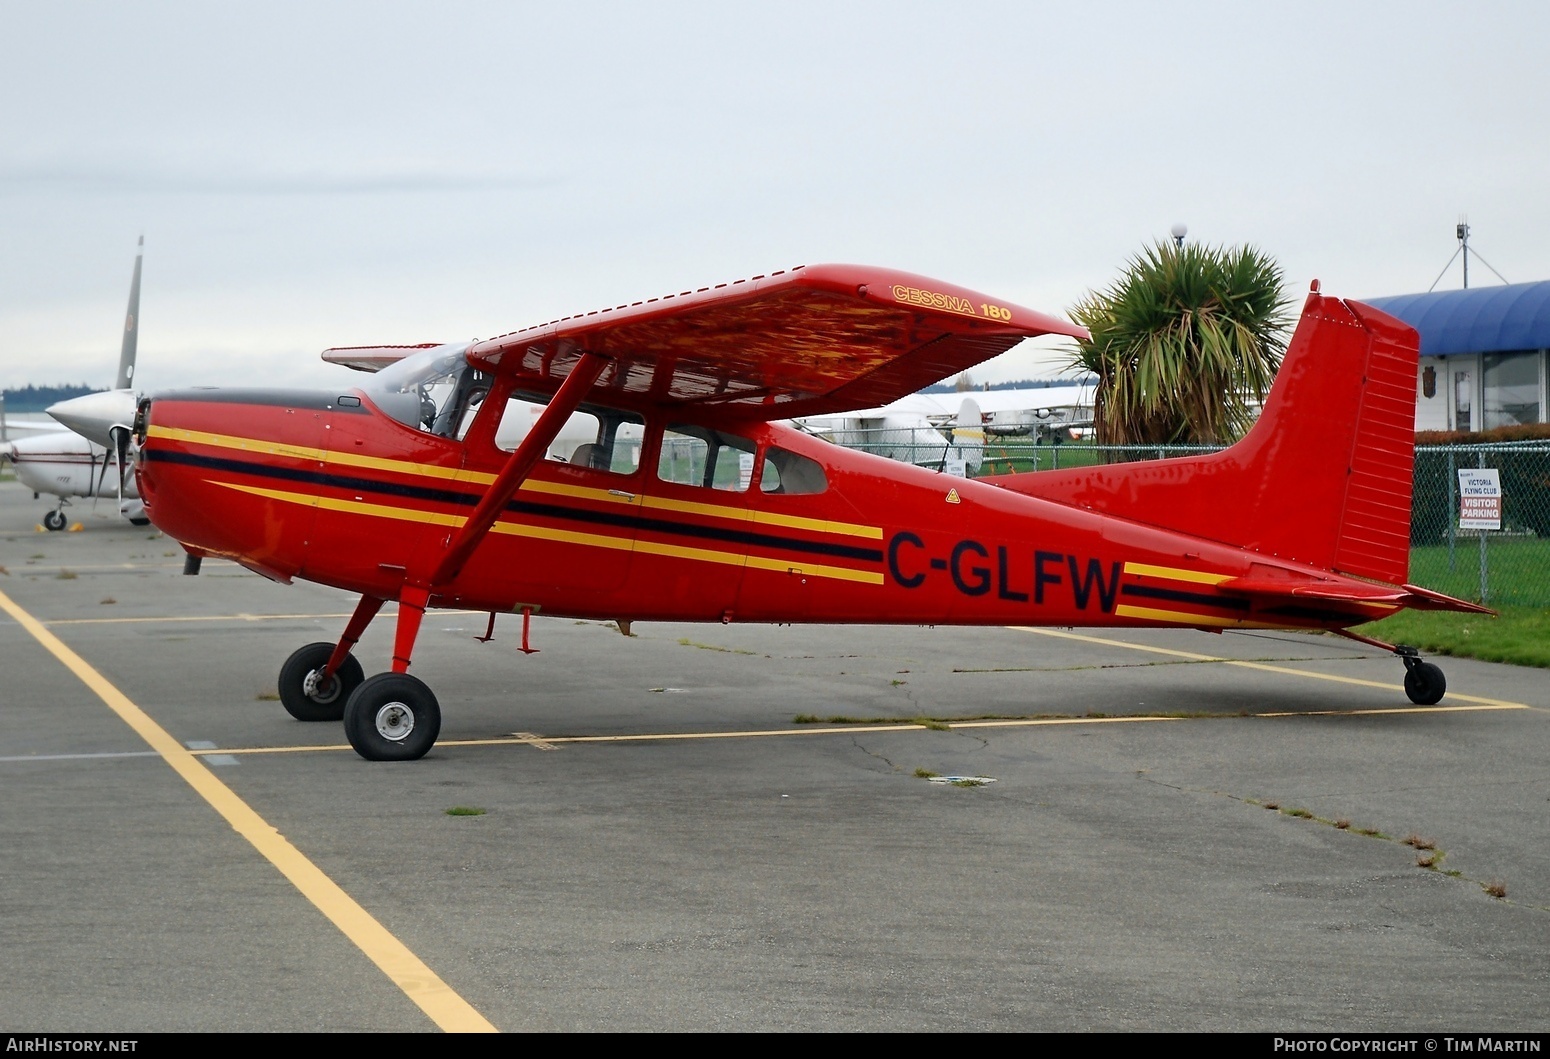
[1120,582,1251,612]
[1260,604,1371,624]
[145,448,883,564]
[152,388,370,413]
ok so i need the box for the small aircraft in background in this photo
[132,263,1487,762]
[6,239,147,529]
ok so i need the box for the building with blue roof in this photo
[1363,280,1550,433]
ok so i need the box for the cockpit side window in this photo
[759,445,828,495]
[494,391,645,474]
[658,425,757,491]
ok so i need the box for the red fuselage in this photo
[136,385,1389,634]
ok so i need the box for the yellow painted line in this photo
[0,585,497,1033]
[1114,603,1284,629]
[1010,626,1531,709]
[1122,562,1233,585]
[197,696,1527,761]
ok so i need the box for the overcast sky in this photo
[2,1,1545,393]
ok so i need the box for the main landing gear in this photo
[274,591,444,761]
[1336,630,1446,706]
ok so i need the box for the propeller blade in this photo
[109,425,131,504]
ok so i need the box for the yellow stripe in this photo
[1122,561,1233,585]
[212,482,881,585]
[153,424,881,537]
[1010,626,1532,708]
[0,586,497,1032]
[1114,603,1284,629]
[640,493,880,539]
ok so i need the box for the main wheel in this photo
[43,510,67,531]
[343,673,441,761]
[1403,661,1446,706]
[278,641,364,722]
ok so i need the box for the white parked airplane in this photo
[790,378,1094,475]
[4,239,148,529]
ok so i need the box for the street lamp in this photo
[1170,222,1188,249]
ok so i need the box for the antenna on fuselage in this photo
[116,236,143,391]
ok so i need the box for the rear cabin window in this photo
[760,446,827,495]
[495,392,645,475]
[658,426,756,491]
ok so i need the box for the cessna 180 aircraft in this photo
[130,263,1487,762]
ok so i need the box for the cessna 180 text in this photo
[132,263,1487,761]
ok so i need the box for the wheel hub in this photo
[302,668,340,704]
[374,702,415,742]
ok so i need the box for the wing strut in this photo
[384,349,611,675]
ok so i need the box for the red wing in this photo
[466,264,1087,420]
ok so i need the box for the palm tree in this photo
[1069,241,1291,446]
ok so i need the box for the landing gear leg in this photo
[1336,630,1446,706]
[344,586,441,761]
[276,595,382,721]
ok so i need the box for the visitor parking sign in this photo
[1458,468,1502,530]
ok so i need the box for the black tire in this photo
[1404,661,1446,706]
[343,673,441,761]
[43,510,67,531]
[129,517,151,527]
[278,641,364,722]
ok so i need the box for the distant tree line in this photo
[0,384,101,412]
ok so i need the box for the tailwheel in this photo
[278,641,364,722]
[1402,656,1446,706]
[343,673,441,761]
[42,509,67,531]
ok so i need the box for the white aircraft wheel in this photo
[343,673,441,761]
[278,641,363,722]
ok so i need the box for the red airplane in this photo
[131,263,1488,761]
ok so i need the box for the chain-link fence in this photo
[818,428,1550,607]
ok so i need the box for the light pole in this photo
[1170,222,1187,250]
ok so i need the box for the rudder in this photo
[993,290,1420,585]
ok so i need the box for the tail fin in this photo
[116,236,143,391]
[996,290,1419,585]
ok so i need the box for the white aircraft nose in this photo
[47,390,139,448]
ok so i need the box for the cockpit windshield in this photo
[361,342,487,437]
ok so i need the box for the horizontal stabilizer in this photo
[1219,573,1492,615]
[322,343,445,373]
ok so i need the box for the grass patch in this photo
[1483,880,1507,899]
[445,806,486,817]
[255,692,279,701]
[1403,833,1437,850]
[56,569,77,580]
[913,768,939,779]
[1282,807,1313,819]
[1357,605,1550,669]
[1416,852,1441,869]
[1409,537,1550,609]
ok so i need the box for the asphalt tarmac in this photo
[0,479,1546,1032]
